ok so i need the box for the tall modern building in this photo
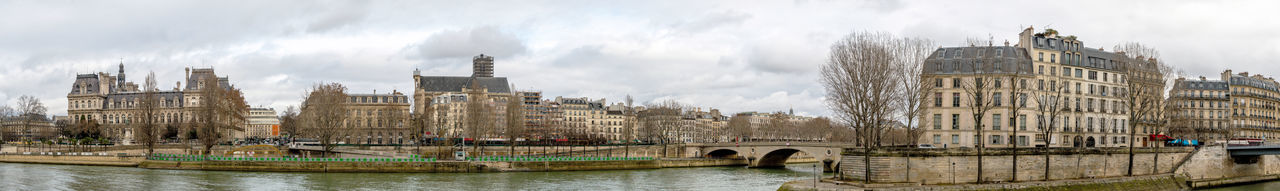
[919,27,1157,148]
[67,63,246,144]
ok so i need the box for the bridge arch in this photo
[756,148,807,168]
[706,149,741,158]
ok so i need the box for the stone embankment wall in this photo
[137,158,747,173]
[356,145,680,158]
[139,160,491,172]
[0,154,144,167]
[780,174,1187,191]
[840,147,1194,184]
[1174,145,1280,188]
[658,158,748,168]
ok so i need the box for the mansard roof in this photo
[417,76,510,93]
[923,46,1033,75]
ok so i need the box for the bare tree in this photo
[506,92,525,157]
[136,71,161,156]
[301,82,350,157]
[957,37,1002,183]
[0,104,12,149]
[1003,51,1032,181]
[622,95,635,157]
[803,117,833,142]
[1030,71,1070,180]
[464,82,495,157]
[820,31,902,183]
[727,114,752,142]
[279,106,300,143]
[894,37,937,146]
[1115,42,1172,176]
[17,95,48,151]
[641,100,684,158]
[193,79,247,157]
[767,112,790,141]
[411,97,434,156]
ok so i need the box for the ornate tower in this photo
[117,62,126,90]
[472,54,494,77]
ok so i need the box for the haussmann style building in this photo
[919,27,1162,148]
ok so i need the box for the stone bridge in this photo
[682,142,852,172]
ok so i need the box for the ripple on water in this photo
[1,162,830,191]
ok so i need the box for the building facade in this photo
[414,54,513,140]
[1223,71,1280,142]
[919,27,1151,148]
[341,92,411,145]
[67,64,245,144]
[244,107,280,139]
[0,115,56,142]
[1168,70,1280,143]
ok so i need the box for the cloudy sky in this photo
[2,0,1277,117]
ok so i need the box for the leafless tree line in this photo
[820,31,935,183]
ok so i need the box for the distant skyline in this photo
[2,0,1277,117]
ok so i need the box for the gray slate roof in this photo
[1176,80,1228,90]
[418,76,510,93]
[923,46,1033,75]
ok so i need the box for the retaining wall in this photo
[840,147,1194,184]
[0,154,144,167]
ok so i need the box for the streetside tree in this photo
[819,31,902,183]
[1115,42,1175,176]
[505,91,525,157]
[956,37,1002,183]
[136,71,162,156]
[300,82,350,158]
[0,104,13,150]
[727,113,752,142]
[17,95,48,152]
[411,97,434,157]
[279,106,299,145]
[1030,65,1070,180]
[464,81,495,157]
[621,95,636,158]
[1002,47,1033,182]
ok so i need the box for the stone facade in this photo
[67,64,245,144]
[244,107,279,139]
[1222,70,1280,142]
[920,27,1157,149]
[342,92,411,145]
[839,147,1193,184]
[413,54,513,141]
[1169,76,1232,142]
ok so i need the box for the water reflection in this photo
[1,162,829,190]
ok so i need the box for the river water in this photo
[0,162,829,190]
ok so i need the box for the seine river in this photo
[0,162,829,190]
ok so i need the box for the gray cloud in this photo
[307,1,372,33]
[2,0,1279,120]
[412,26,528,60]
[666,10,753,35]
